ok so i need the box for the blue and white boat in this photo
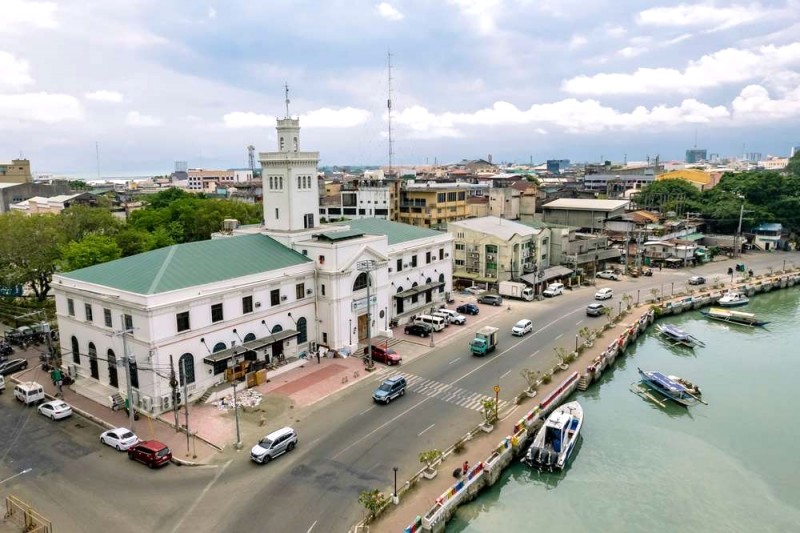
[637,368,705,407]
[656,323,705,348]
[522,401,583,470]
[717,290,749,307]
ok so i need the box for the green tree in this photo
[59,205,121,243]
[0,213,65,300]
[786,152,800,177]
[637,179,702,214]
[60,235,122,272]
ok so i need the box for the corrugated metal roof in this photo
[333,218,445,245]
[543,199,630,211]
[316,229,365,241]
[59,234,311,295]
[448,216,541,240]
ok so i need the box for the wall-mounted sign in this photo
[352,295,378,311]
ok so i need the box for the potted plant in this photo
[622,293,633,311]
[358,489,389,522]
[579,326,594,348]
[650,288,661,303]
[418,449,442,479]
[480,398,498,432]
[541,371,552,385]
[520,368,540,397]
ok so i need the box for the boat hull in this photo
[638,369,700,407]
[523,401,583,470]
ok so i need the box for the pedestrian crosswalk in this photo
[372,369,509,413]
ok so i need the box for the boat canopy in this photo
[647,371,687,393]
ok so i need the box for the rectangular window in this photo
[455,243,465,251]
[411,255,418,267]
[176,311,190,332]
[271,289,280,306]
[211,303,224,323]
[275,208,279,219]
[322,332,328,344]
[396,258,403,272]
[67,298,75,316]
[124,314,133,330]
[455,259,465,266]
[447,192,457,202]
[84,303,93,322]
[437,193,446,202]
[296,283,305,299]
[426,251,431,264]
[439,248,444,260]
[242,296,253,314]
[321,284,326,296]
[104,308,112,327]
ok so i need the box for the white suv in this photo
[543,283,565,297]
[251,427,298,464]
[434,309,467,325]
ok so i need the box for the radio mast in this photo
[387,51,394,177]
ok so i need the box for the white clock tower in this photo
[260,87,320,232]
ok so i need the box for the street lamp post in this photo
[357,260,380,371]
[393,466,399,504]
[232,380,242,450]
[575,334,578,352]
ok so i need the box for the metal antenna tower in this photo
[95,141,100,180]
[284,82,290,118]
[387,51,394,176]
[247,145,255,174]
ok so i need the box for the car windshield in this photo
[514,321,527,328]
[54,402,67,409]
[156,447,170,457]
[121,432,135,440]
[259,438,274,447]
[378,383,393,392]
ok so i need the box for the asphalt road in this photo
[1,252,795,533]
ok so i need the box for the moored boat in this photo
[656,323,705,348]
[717,290,749,307]
[700,307,769,327]
[637,368,705,407]
[522,401,583,470]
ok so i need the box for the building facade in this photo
[0,159,32,184]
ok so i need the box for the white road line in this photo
[418,423,436,437]
[530,349,541,358]
[554,333,563,340]
[307,520,318,533]
[358,406,375,416]
[576,320,583,326]
[169,460,232,533]
[448,357,461,365]
[500,369,512,380]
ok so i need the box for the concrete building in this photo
[686,149,708,164]
[542,198,630,231]
[397,181,484,230]
[9,192,98,214]
[318,178,393,221]
[759,157,789,170]
[0,159,32,184]
[52,113,452,415]
[752,223,782,251]
[0,181,74,214]
[655,169,720,191]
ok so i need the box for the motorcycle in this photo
[643,269,653,277]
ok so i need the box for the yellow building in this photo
[656,169,720,191]
[396,183,472,229]
[0,159,32,184]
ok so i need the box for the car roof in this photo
[265,426,295,440]
[588,303,604,308]
[137,440,169,450]
[515,319,531,325]
[384,375,405,384]
[110,427,133,434]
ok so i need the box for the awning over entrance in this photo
[393,281,445,299]
[203,329,299,364]
[521,265,573,285]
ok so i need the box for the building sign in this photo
[352,295,377,311]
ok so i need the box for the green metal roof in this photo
[60,234,311,295]
[317,229,365,241]
[333,218,444,245]
[683,232,705,241]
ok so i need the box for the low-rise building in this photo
[752,223,783,251]
[0,159,32,184]
[542,198,630,231]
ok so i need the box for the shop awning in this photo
[203,329,299,364]
[520,265,573,285]
[394,281,445,299]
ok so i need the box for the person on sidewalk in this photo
[462,460,469,477]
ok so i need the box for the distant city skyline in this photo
[1,0,800,176]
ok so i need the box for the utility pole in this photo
[170,354,179,431]
[734,201,745,258]
[182,356,192,457]
[117,315,136,431]
[232,380,242,450]
[357,260,380,371]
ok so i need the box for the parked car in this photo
[250,427,298,464]
[688,276,706,285]
[100,428,140,451]
[586,303,606,317]
[37,400,73,420]
[433,309,467,325]
[372,375,407,404]
[478,294,504,306]
[596,270,620,281]
[127,440,172,468]
[0,358,28,376]
[404,323,433,338]
[511,319,533,336]
[456,303,480,315]
[595,288,614,300]
[543,283,565,297]
[364,344,401,365]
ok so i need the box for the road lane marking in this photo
[169,459,232,533]
[418,423,435,437]
[554,333,563,340]
[358,406,376,416]
[448,357,461,365]
[307,520,318,533]
[500,369,512,380]
[575,320,583,326]
[530,349,541,358]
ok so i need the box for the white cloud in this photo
[125,111,162,127]
[448,0,501,34]
[606,25,627,38]
[208,7,217,19]
[569,35,588,49]
[732,84,800,120]
[562,42,800,95]
[618,46,646,58]
[0,51,34,90]
[393,98,731,137]
[637,2,774,31]
[224,107,371,129]
[0,0,58,31]
[0,92,82,124]
[376,2,404,21]
[84,90,124,103]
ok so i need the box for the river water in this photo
[448,288,800,533]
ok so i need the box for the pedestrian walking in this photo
[316,351,321,364]
[462,460,469,477]
[658,264,662,271]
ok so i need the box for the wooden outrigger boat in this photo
[655,323,705,348]
[700,307,769,327]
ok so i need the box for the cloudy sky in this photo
[2,0,800,176]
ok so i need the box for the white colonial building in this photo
[52,114,452,414]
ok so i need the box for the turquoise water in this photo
[448,289,800,533]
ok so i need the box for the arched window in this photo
[426,277,432,284]
[412,281,418,287]
[88,342,99,379]
[297,317,307,343]
[293,137,298,151]
[107,349,118,388]
[353,272,370,292]
[244,333,256,342]
[279,177,283,189]
[439,273,445,283]
[396,286,404,293]
[179,353,195,386]
[271,325,283,334]
[297,176,301,189]
[212,342,227,353]
[129,359,139,389]
[71,336,80,364]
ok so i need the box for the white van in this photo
[14,381,45,406]
[414,314,446,332]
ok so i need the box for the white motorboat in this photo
[717,291,749,307]
[522,401,583,470]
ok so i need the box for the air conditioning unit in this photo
[388,268,393,272]
[255,302,262,308]
[131,390,140,406]
[141,395,153,412]
[281,295,288,301]
[306,289,313,295]
[68,364,78,377]
[470,253,479,258]
[403,263,409,268]
[161,394,171,410]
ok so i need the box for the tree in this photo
[0,213,65,300]
[60,235,122,272]
[786,152,800,177]
[59,205,121,243]
[636,179,702,214]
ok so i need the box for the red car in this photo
[127,440,172,468]
[364,345,402,365]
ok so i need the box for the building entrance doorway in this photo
[357,313,369,341]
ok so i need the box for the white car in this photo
[38,400,73,420]
[595,288,614,300]
[543,283,565,297]
[100,428,140,451]
[596,270,620,281]
[512,319,533,336]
